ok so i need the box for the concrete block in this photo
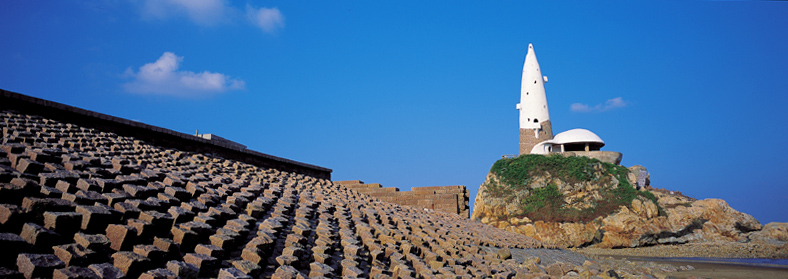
[164,260,197,279]
[227,260,261,278]
[170,227,198,253]
[0,204,26,232]
[194,244,224,258]
[20,223,66,252]
[104,225,136,251]
[133,245,166,263]
[16,253,65,279]
[0,233,28,267]
[272,265,305,279]
[138,268,177,279]
[152,237,179,256]
[217,267,252,279]
[74,233,110,254]
[43,211,83,236]
[110,251,151,278]
[75,205,115,233]
[15,158,44,175]
[183,253,218,277]
[53,243,98,267]
[52,266,100,279]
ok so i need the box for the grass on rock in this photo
[485,154,664,223]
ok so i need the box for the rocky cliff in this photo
[471,155,786,251]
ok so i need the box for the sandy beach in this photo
[623,257,788,279]
[578,244,788,279]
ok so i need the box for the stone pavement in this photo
[0,109,566,278]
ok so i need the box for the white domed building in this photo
[529,129,622,165]
[517,45,623,165]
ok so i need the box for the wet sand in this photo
[639,257,788,279]
[577,243,788,278]
[593,255,788,279]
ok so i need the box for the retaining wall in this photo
[335,180,470,218]
[0,89,331,179]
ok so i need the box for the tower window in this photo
[533,118,538,123]
[534,80,537,84]
[526,92,529,95]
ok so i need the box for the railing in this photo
[501,154,519,159]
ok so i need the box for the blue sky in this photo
[2,1,787,223]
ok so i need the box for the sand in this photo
[578,245,788,279]
[628,257,788,279]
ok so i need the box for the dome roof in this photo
[552,128,604,146]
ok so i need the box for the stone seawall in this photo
[0,89,331,179]
[560,151,623,165]
[335,180,470,218]
[0,104,553,278]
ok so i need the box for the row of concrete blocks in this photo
[338,181,469,217]
[1,109,559,278]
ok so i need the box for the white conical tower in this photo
[516,43,553,155]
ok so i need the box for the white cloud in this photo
[246,5,285,33]
[123,52,245,97]
[570,97,628,113]
[139,0,232,26]
[135,0,284,33]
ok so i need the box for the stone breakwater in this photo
[0,89,331,180]
[0,108,552,278]
[336,181,470,218]
[0,104,682,278]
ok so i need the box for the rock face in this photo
[472,155,769,248]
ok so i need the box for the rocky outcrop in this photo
[472,156,773,249]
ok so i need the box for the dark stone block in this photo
[20,223,66,253]
[183,253,218,277]
[111,202,140,221]
[0,267,24,279]
[16,253,65,279]
[75,205,115,233]
[132,245,166,263]
[0,233,28,268]
[138,211,173,236]
[165,261,197,279]
[0,204,26,233]
[138,268,177,279]
[15,158,44,174]
[110,251,151,278]
[42,211,83,237]
[52,244,98,267]
[105,224,137,251]
[52,266,100,279]
[21,197,76,223]
[88,263,125,279]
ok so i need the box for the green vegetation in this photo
[521,184,562,214]
[487,154,665,223]
[490,154,600,188]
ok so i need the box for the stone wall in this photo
[0,89,331,179]
[519,120,553,155]
[560,151,623,165]
[335,180,470,218]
